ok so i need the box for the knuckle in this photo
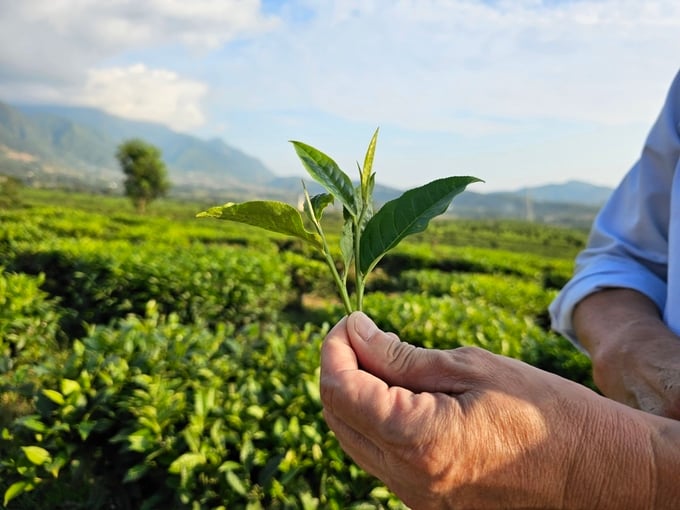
[319,375,337,410]
[384,337,421,372]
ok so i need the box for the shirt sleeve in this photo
[549,70,680,348]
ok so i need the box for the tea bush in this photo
[6,240,292,338]
[397,270,553,314]
[0,269,60,372]
[0,305,404,509]
[0,189,593,508]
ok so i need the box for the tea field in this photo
[0,189,593,509]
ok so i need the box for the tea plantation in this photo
[0,189,593,509]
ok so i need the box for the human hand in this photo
[573,288,680,419]
[320,312,656,510]
[590,330,680,419]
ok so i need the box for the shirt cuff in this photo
[549,259,667,352]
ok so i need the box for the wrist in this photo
[647,414,680,508]
[572,289,670,400]
[573,288,663,359]
[561,399,661,510]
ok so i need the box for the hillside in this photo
[0,101,275,192]
[513,180,613,206]
[0,100,612,226]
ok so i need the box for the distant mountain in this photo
[0,101,275,190]
[449,189,601,227]
[258,178,606,228]
[511,180,613,206]
[0,100,611,226]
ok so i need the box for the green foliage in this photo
[0,188,592,508]
[0,269,60,373]
[0,306,403,509]
[116,139,170,213]
[200,130,481,313]
[7,240,291,339]
[0,175,22,208]
[198,201,323,250]
[359,177,482,275]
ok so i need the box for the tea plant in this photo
[198,129,482,313]
[0,304,405,509]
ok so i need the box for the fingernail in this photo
[352,311,378,341]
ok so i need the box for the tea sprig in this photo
[197,128,482,314]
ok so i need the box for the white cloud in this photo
[82,64,208,131]
[1,0,278,50]
[0,0,279,91]
[0,0,279,129]
[1,0,679,175]
[217,0,680,133]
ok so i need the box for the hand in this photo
[320,312,657,510]
[592,333,680,419]
[573,288,680,419]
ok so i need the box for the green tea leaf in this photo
[41,389,64,405]
[225,469,248,496]
[22,445,51,465]
[359,176,483,274]
[168,452,207,475]
[197,201,322,250]
[307,193,334,221]
[290,141,357,216]
[60,378,81,396]
[16,415,47,433]
[340,212,354,272]
[123,463,150,483]
[4,481,34,506]
[361,128,379,202]
[126,429,154,452]
[76,420,96,441]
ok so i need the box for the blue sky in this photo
[0,0,678,191]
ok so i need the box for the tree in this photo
[0,174,22,208]
[116,139,170,213]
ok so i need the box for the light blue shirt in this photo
[550,69,680,348]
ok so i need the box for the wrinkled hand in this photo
[573,288,680,420]
[320,312,655,510]
[590,330,680,419]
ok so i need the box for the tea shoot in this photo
[197,129,482,314]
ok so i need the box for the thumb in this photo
[346,311,474,394]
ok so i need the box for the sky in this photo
[0,0,678,192]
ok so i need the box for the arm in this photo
[550,69,680,344]
[572,288,680,419]
[321,313,680,510]
[549,71,680,417]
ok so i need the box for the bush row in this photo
[0,305,404,509]
[2,238,293,339]
[0,196,590,509]
[0,269,60,373]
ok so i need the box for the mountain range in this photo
[0,100,613,226]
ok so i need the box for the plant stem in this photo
[353,217,364,312]
[321,247,353,314]
[303,190,353,314]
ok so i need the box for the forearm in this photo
[572,287,680,417]
[546,380,680,510]
[646,412,680,508]
[592,403,680,509]
[572,287,666,360]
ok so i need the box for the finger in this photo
[322,408,386,479]
[321,316,442,446]
[320,315,358,376]
[345,312,485,394]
